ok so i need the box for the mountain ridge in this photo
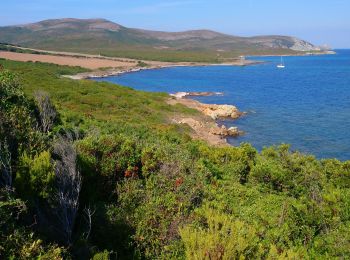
[0,18,323,61]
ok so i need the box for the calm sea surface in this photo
[94,50,350,160]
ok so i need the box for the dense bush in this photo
[1,61,350,259]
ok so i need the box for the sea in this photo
[94,50,350,160]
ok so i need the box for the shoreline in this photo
[1,45,334,80]
[62,50,334,146]
[63,50,335,80]
[63,61,249,147]
[63,62,248,145]
[63,59,263,80]
[246,50,336,58]
[2,49,335,146]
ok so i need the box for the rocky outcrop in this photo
[248,35,321,52]
[170,92,245,120]
[168,96,245,145]
[210,125,243,137]
[290,37,321,52]
[172,117,243,146]
[170,92,223,99]
[173,118,228,146]
[199,104,243,120]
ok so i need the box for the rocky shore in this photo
[199,103,244,120]
[170,91,244,120]
[168,92,244,146]
[170,91,224,99]
[80,50,335,79]
[63,63,250,146]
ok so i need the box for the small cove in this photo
[94,50,350,160]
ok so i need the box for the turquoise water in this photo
[95,50,350,160]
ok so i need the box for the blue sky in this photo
[1,0,349,48]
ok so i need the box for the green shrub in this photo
[180,206,263,259]
[15,151,55,201]
[0,190,65,259]
[1,60,350,259]
[92,250,111,260]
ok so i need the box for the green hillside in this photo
[1,59,350,259]
[0,18,322,62]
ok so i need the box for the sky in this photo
[1,0,349,48]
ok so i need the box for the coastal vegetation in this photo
[0,42,301,64]
[0,42,45,54]
[96,48,302,63]
[1,59,350,259]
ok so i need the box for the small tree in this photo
[83,206,96,240]
[34,91,57,133]
[0,70,23,104]
[52,135,81,245]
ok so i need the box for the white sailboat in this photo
[277,56,285,68]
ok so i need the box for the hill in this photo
[1,58,349,259]
[0,18,322,62]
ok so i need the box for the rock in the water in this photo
[227,127,240,136]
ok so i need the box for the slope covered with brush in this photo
[0,18,321,61]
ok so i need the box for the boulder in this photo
[200,104,242,120]
[210,125,242,137]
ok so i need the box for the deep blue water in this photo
[94,50,350,160]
